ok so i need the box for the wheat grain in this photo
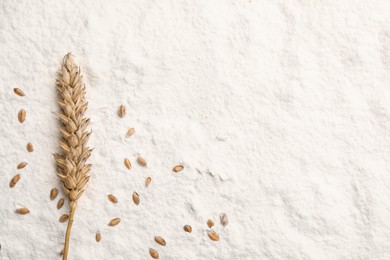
[149,248,159,259]
[10,174,21,188]
[107,194,118,204]
[207,231,220,241]
[96,231,101,242]
[132,192,140,205]
[57,198,65,209]
[137,157,147,167]
[50,188,59,200]
[18,109,26,123]
[126,128,135,137]
[207,219,215,228]
[118,105,126,118]
[220,213,228,226]
[14,88,25,96]
[27,142,34,152]
[17,162,27,169]
[172,165,184,172]
[183,225,192,233]
[60,214,69,222]
[16,208,30,214]
[54,53,92,260]
[145,177,152,187]
[109,218,121,226]
[124,158,131,170]
[154,236,166,246]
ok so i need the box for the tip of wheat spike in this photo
[63,53,75,71]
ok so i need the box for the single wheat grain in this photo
[207,219,215,228]
[57,198,65,209]
[109,218,121,226]
[14,88,25,97]
[108,194,118,204]
[220,213,228,226]
[124,158,131,170]
[126,128,135,137]
[17,162,27,169]
[18,109,26,123]
[96,231,101,242]
[10,174,21,188]
[16,208,30,214]
[145,177,151,187]
[27,142,34,152]
[137,157,147,167]
[60,214,69,222]
[154,236,166,246]
[118,105,126,118]
[183,225,192,233]
[172,165,184,172]
[207,231,220,241]
[149,248,159,259]
[132,192,140,205]
[50,188,59,200]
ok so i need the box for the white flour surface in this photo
[1,1,390,259]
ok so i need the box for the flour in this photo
[1,0,390,259]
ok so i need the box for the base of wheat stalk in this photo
[55,53,92,260]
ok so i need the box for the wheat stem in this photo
[63,203,77,260]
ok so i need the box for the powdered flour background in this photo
[1,0,390,259]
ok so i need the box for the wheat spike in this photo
[54,53,92,260]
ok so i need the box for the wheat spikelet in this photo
[54,53,92,260]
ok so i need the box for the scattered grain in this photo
[17,162,27,169]
[10,174,21,188]
[18,109,26,123]
[108,194,118,204]
[149,248,159,259]
[208,231,220,241]
[59,214,69,222]
[124,158,131,170]
[27,142,34,152]
[96,231,101,242]
[183,225,192,233]
[16,208,30,214]
[14,88,25,97]
[207,219,215,228]
[132,192,140,205]
[172,165,184,172]
[57,198,65,209]
[50,188,59,200]
[137,157,147,167]
[126,128,135,137]
[118,105,126,118]
[220,213,228,226]
[109,218,121,226]
[145,177,152,187]
[154,236,166,246]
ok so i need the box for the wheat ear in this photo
[54,53,92,260]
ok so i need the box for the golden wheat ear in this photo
[54,53,92,260]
